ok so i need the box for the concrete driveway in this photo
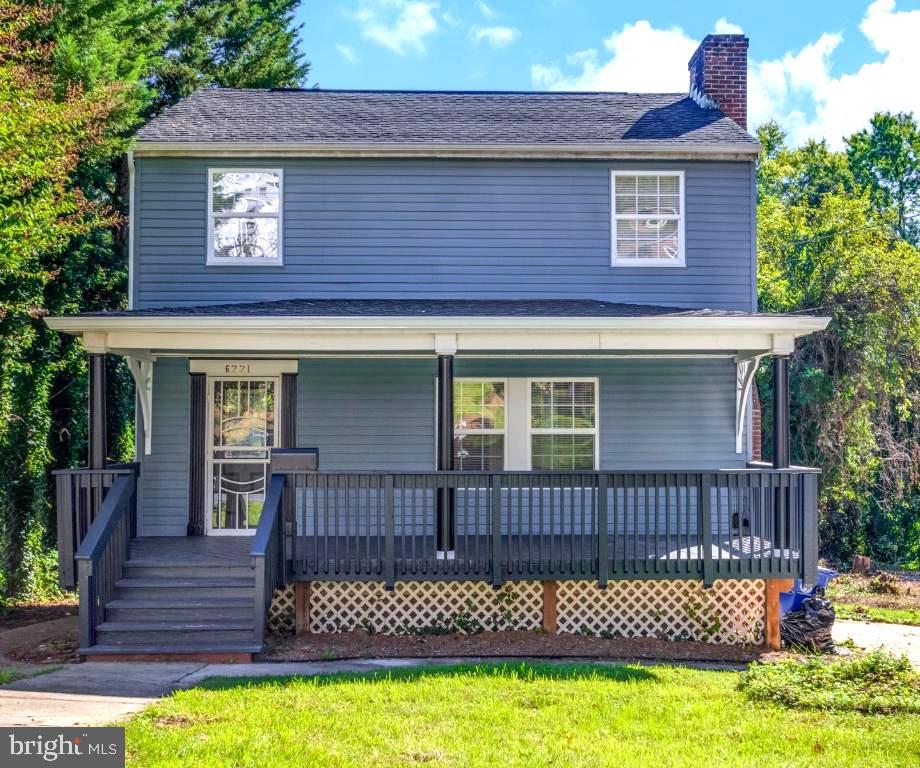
[833,619,920,667]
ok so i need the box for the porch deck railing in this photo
[251,474,287,644]
[73,472,137,649]
[278,468,819,587]
[53,464,139,589]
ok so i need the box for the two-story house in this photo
[48,34,828,661]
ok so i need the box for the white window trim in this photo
[207,168,283,266]
[526,377,600,471]
[610,170,685,268]
[436,376,601,471]
[439,377,510,470]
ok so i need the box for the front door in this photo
[207,376,279,535]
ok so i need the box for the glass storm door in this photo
[207,377,279,535]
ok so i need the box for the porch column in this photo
[88,353,107,469]
[436,353,455,554]
[772,354,790,551]
[772,355,790,469]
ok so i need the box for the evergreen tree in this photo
[151,0,309,113]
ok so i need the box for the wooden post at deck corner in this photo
[295,582,311,635]
[764,578,793,650]
[542,581,558,634]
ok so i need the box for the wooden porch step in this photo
[123,563,254,579]
[79,643,261,662]
[105,598,252,622]
[95,620,254,646]
[114,577,254,599]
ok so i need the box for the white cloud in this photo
[530,2,920,148]
[353,0,438,55]
[531,20,696,92]
[335,44,360,64]
[477,0,495,18]
[470,24,520,49]
[714,18,743,34]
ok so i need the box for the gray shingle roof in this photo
[136,89,758,147]
[80,298,764,319]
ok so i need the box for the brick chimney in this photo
[688,34,749,129]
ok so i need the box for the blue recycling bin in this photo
[779,567,839,616]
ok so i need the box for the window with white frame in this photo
[529,380,597,470]
[453,380,506,470]
[611,171,684,266]
[208,170,282,264]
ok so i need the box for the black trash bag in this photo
[780,596,836,652]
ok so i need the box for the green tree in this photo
[757,122,920,565]
[151,0,309,113]
[0,1,122,595]
[847,112,920,245]
[0,0,310,597]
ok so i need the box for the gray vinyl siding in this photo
[296,357,743,471]
[138,358,190,536]
[136,356,742,534]
[134,158,756,311]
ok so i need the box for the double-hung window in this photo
[529,380,597,470]
[453,380,506,471]
[447,378,597,470]
[611,171,684,267]
[208,169,282,265]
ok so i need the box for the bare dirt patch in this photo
[0,616,78,665]
[0,600,77,631]
[263,629,775,664]
[827,570,920,611]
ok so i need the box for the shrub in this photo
[738,651,920,714]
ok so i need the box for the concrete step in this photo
[95,620,254,646]
[105,598,252,623]
[123,563,254,580]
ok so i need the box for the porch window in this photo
[208,169,282,265]
[453,380,505,470]
[611,171,684,267]
[530,380,597,470]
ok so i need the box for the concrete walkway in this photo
[833,619,920,667]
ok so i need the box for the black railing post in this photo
[436,353,455,555]
[802,473,818,584]
[597,473,609,587]
[384,475,395,589]
[490,475,503,588]
[700,473,715,587]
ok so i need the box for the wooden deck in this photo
[130,536,251,565]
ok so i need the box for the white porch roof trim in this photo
[46,313,829,356]
[46,312,829,458]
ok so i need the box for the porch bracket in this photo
[735,353,766,454]
[126,355,154,455]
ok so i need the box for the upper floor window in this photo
[208,169,282,265]
[611,171,684,267]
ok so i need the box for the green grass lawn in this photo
[835,603,920,626]
[125,663,920,768]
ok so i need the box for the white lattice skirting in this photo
[557,579,765,644]
[309,581,543,634]
[267,578,765,644]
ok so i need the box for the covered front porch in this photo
[46,298,828,657]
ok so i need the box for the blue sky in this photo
[296,0,920,147]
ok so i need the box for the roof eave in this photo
[132,140,762,161]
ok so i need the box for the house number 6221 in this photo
[224,364,251,374]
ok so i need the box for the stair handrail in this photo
[251,473,285,645]
[74,472,137,650]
